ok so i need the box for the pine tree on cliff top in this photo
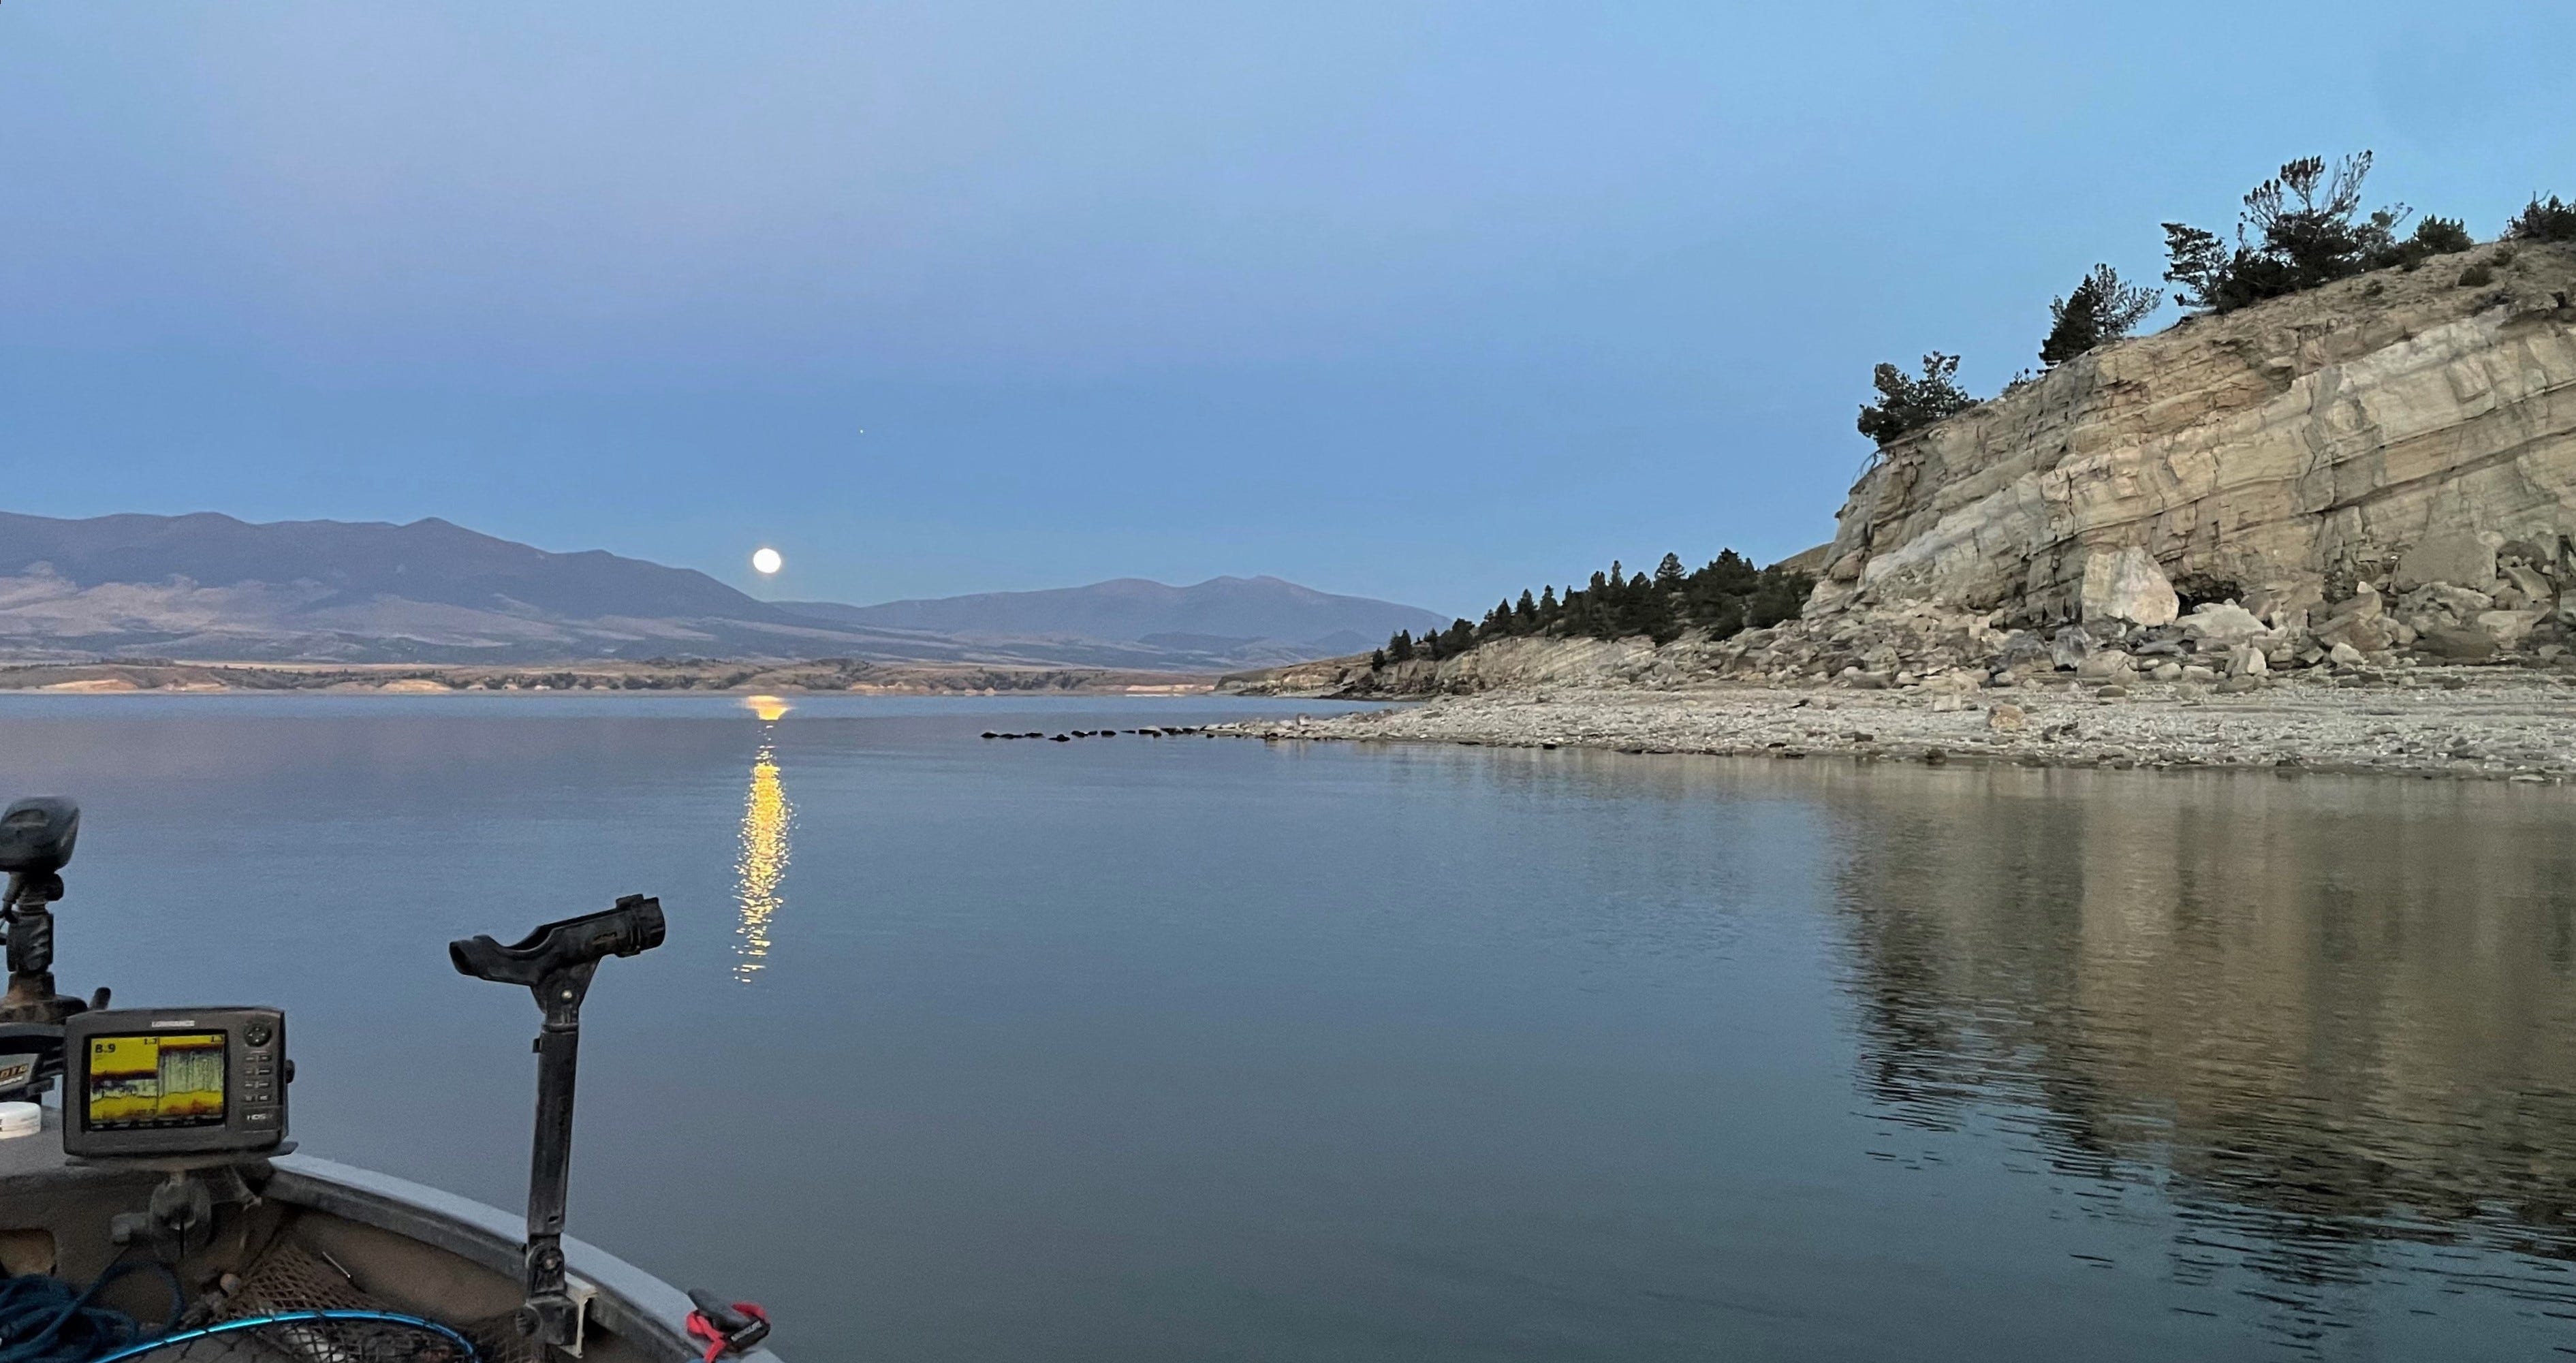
[2039,264,2159,366]
[1857,353,1977,445]
[2163,152,2416,312]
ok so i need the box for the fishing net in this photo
[99,1240,530,1363]
[96,1311,481,1362]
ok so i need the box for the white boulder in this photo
[2180,602,2267,647]
[2078,548,2180,627]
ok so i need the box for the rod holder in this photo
[452,894,665,1357]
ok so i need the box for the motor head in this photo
[0,798,78,880]
[450,894,665,990]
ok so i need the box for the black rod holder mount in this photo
[452,894,666,1357]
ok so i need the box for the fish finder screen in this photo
[85,1033,227,1131]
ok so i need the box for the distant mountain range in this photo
[0,512,1444,670]
[777,577,1441,660]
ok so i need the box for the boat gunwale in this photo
[268,1153,785,1363]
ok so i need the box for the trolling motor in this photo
[0,797,108,1103]
[2,796,90,1022]
[452,895,666,1358]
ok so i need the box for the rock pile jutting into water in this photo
[980,727,1205,741]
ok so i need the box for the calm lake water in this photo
[4,693,2573,1360]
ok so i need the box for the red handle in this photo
[685,1302,770,1362]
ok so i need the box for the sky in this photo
[4,3,2572,616]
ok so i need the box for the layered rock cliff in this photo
[1816,240,2576,628]
[1235,241,2576,701]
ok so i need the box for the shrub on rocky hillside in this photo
[1856,352,1977,445]
[2385,214,2474,266]
[2509,194,2576,243]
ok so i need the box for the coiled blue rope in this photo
[0,1266,166,1363]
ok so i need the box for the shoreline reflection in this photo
[1821,766,2576,1341]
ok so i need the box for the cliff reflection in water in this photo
[734,732,794,982]
[1829,766,2576,1315]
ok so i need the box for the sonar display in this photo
[86,1032,226,1131]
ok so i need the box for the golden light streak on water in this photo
[743,694,792,722]
[734,735,793,982]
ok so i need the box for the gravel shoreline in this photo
[1210,670,2576,782]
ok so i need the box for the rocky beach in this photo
[1216,581,2576,781]
[1214,667,2576,781]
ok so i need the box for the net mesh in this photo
[131,1315,480,1362]
[119,1238,536,1362]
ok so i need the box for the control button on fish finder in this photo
[245,1022,272,1047]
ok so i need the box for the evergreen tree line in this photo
[1375,551,1811,668]
[1857,155,2575,447]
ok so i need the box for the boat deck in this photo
[1,1110,784,1362]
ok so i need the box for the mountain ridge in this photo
[0,510,789,623]
[775,574,1445,646]
[0,510,1441,669]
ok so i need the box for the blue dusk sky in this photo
[5,3,2571,614]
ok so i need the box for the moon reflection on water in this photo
[733,700,794,982]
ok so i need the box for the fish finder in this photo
[60,1007,288,1159]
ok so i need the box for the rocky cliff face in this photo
[1247,242,2576,702]
[1817,240,2576,630]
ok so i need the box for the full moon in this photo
[751,547,783,576]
